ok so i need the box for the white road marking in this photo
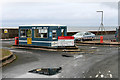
[108,71,111,73]
[107,70,113,78]
[100,74,104,78]
[95,74,99,78]
[109,74,113,78]
[16,73,59,78]
[74,55,83,59]
[9,50,33,54]
[82,71,85,78]
[90,47,98,49]
[99,71,101,74]
[10,50,27,53]
[89,76,92,78]
[82,71,85,74]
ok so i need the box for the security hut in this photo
[18,24,75,48]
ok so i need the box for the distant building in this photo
[0,27,19,39]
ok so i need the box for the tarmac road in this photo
[1,40,119,78]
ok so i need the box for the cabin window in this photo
[34,28,48,38]
[20,29,26,38]
[26,29,32,37]
[52,30,57,39]
[20,29,32,38]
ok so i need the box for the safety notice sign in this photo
[58,36,74,46]
[27,38,32,44]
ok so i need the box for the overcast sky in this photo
[1,1,118,27]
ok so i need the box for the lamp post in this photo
[96,10,105,35]
[97,11,103,27]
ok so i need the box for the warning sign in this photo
[58,36,74,46]
[4,29,8,33]
[27,38,32,44]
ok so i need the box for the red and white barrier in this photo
[0,38,15,40]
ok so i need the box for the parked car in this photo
[73,31,95,41]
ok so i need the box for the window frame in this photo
[26,29,32,38]
[34,28,48,39]
[52,30,57,40]
[20,29,32,38]
[20,29,26,38]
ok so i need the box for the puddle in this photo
[62,54,74,57]
[29,67,62,75]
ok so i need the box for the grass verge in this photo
[0,49,12,60]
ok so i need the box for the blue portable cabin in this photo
[19,24,67,47]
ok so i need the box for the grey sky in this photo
[1,2,118,27]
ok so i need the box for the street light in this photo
[96,10,106,35]
[96,11,103,27]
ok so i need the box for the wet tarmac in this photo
[1,40,119,78]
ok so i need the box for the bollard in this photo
[100,36,103,43]
[15,37,19,45]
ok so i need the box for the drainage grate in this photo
[29,67,62,75]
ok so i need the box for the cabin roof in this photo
[19,24,66,27]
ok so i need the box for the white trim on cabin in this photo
[19,40,57,43]
[19,24,66,27]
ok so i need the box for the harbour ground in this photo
[1,34,119,79]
